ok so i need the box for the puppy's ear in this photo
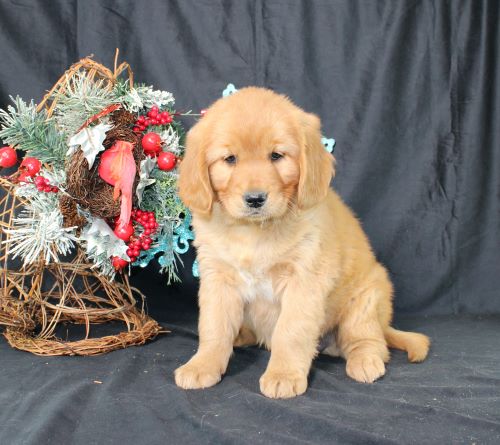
[297,112,334,209]
[178,123,213,215]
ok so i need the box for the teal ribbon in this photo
[135,211,195,273]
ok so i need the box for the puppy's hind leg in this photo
[318,331,342,357]
[338,287,390,384]
[234,325,257,348]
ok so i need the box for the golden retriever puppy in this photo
[175,87,430,398]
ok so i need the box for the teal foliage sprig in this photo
[138,169,191,282]
[0,96,67,166]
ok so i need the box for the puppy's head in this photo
[178,87,334,221]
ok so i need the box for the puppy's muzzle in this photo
[244,191,268,209]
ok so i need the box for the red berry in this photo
[51,186,59,193]
[151,105,159,113]
[133,126,141,133]
[132,248,141,257]
[141,132,162,155]
[160,117,167,125]
[138,115,145,123]
[20,157,41,176]
[34,176,45,186]
[43,185,52,192]
[126,248,134,257]
[157,152,177,171]
[112,256,129,270]
[144,229,151,235]
[160,111,172,123]
[114,223,135,241]
[136,210,143,217]
[0,146,18,168]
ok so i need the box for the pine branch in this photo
[141,170,186,222]
[4,184,77,265]
[51,73,117,136]
[115,82,175,113]
[0,96,67,166]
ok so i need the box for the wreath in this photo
[0,53,196,281]
[0,52,197,355]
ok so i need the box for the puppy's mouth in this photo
[243,207,268,219]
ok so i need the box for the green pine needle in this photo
[51,73,117,136]
[141,170,186,222]
[0,96,67,166]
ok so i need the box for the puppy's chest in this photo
[224,243,283,303]
[237,267,276,303]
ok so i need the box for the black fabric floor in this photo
[1,299,499,445]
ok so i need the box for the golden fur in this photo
[175,87,430,398]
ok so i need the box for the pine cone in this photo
[59,195,86,229]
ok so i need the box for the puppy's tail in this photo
[384,327,430,363]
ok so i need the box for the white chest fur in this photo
[237,267,275,303]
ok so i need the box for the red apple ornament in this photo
[141,132,162,156]
[114,222,134,241]
[0,146,18,168]
[112,256,129,271]
[157,152,177,171]
[20,157,41,176]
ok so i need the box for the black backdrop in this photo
[1,1,500,444]
[1,0,498,315]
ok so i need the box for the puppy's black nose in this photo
[244,192,268,208]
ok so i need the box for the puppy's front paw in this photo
[174,358,222,390]
[259,369,308,399]
[346,354,386,383]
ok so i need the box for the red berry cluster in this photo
[112,209,159,270]
[133,105,172,133]
[34,176,59,193]
[124,211,157,263]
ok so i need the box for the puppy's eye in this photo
[224,155,237,165]
[270,152,284,162]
